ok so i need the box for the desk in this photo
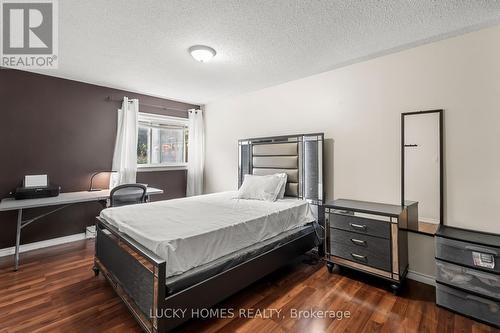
[0,187,163,270]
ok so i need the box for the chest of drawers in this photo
[435,225,500,328]
[325,199,410,293]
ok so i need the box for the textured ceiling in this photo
[32,0,500,104]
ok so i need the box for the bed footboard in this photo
[160,227,317,331]
[94,217,166,333]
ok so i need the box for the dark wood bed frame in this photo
[93,133,324,332]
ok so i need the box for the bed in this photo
[93,133,324,333]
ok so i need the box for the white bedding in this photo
[100,191,315,277]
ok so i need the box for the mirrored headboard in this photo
[238,133,324,205]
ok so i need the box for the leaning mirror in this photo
[401,109,443,235]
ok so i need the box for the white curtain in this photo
[109,97,139,188]
[186,109,205,196]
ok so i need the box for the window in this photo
[137,113,189,169]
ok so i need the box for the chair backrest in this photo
[109,184,147,207]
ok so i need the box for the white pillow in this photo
[275,173,288,199]
[237,174,284,201]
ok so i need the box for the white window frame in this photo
[137,112,189,171]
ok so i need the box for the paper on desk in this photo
[24,175,48,187]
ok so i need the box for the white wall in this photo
[204,24,500,278]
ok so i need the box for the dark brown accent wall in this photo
[0,69,198,249]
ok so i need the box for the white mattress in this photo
[100,191,315,277]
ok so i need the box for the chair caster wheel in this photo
[326,262,335,273]
[92,266,100,277]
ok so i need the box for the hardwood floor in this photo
[0,240,498,333]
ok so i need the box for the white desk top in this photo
[0,187,163,211]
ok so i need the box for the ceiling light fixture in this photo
[189,45,216,62]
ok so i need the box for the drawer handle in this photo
[465,294,500,310]
[464,268,500,281]
[351,253,367,261]
[464,245,498,256]
[349,223,367,231]
[350,238,367,246]
[333,210,353,215]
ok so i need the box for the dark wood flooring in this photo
[0,240,498,333]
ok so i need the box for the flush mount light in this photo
[189,45,216,62]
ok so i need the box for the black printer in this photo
[13,185,61,200]
[11,175,61,200]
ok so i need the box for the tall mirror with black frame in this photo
[401,109,443,236]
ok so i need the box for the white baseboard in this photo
[407,270,436,286]
[0,233,86,258]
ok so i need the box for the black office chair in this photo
[109,184,147,207]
